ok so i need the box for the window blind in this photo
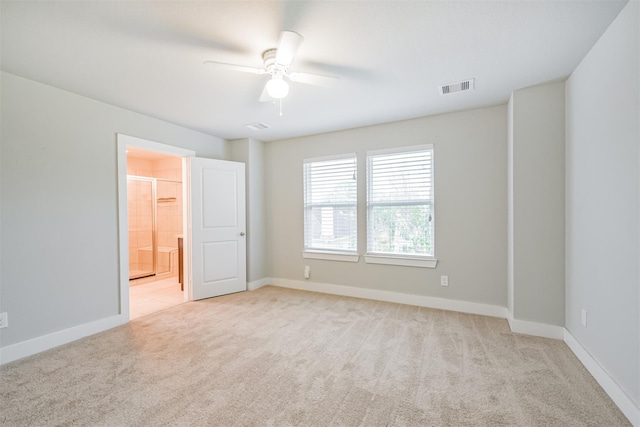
[367,146,434,257]
[303,154,357,252]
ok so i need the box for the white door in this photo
[190,157,246,300]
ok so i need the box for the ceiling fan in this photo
[204,31,338,102]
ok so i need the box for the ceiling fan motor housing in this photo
[262,48,286,77]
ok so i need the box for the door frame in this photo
[116,133,195,320]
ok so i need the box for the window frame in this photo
[364,144,437,268]
[302,153,359,262]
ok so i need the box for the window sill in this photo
[302,251,360,263]
[364,255,438,268]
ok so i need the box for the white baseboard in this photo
[270,278,507,318]
[0,314,126,365]
[506,310,565,339]
[564,330,639,427]
[248,278,272,291]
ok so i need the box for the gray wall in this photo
[230,138,267,283]
[565,0,639,405]
[265,105,507,306]
[507,96,514,316]
[508,82,565,326]
[0,72,229,348]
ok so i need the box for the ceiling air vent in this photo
[439,78,475,95]
[245,122,270,131]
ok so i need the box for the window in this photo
[366,145,434,263]
[303,154,358,257]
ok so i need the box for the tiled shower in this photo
[127,155,183,280]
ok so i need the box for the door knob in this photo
[240,232,245,236]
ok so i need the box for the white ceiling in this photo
[1,1,627,142]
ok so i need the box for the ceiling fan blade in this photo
[258,83,272,102]
[288,72,338,87]
[275,31,304,66]
[203,61,266,75]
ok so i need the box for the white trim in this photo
[564,330,639,427]
[117,134,196,158]
[302,251,360,262]
[116,137,131,320]
[505,311,565,339]
[270,278,506,318]
[248,278,272,291]
[364,255,437,268]
[182,157,193,301]
[0,315,125,365]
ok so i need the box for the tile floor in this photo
[129,276,185,320]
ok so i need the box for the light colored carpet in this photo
[0,286,630,426]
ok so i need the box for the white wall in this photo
[265,105,507,306]
[565,0,639,407]
[230,138,267,283]
[508,81,565,326]
[0,72,229,348]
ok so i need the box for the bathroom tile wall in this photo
[128,158,153,177]
[127,156,182,276]
[154,158,182,275]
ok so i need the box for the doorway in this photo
[116,133,247,322]
[117,134,196,321]
[126,147,185,319]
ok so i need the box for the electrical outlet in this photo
[0,312,8,329]
[304,265,310,279]
[440,276,449,287]
[581,309,587,327]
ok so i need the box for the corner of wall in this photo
[509,82,566,327]
[506,311,565,339]
[507,93,515,318]
[248,278,272,291]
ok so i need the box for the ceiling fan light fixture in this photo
[266,77,289,99]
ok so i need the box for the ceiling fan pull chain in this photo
[279,99,283,117]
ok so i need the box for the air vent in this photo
[439,78,475,95]
[245,122,270,131]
